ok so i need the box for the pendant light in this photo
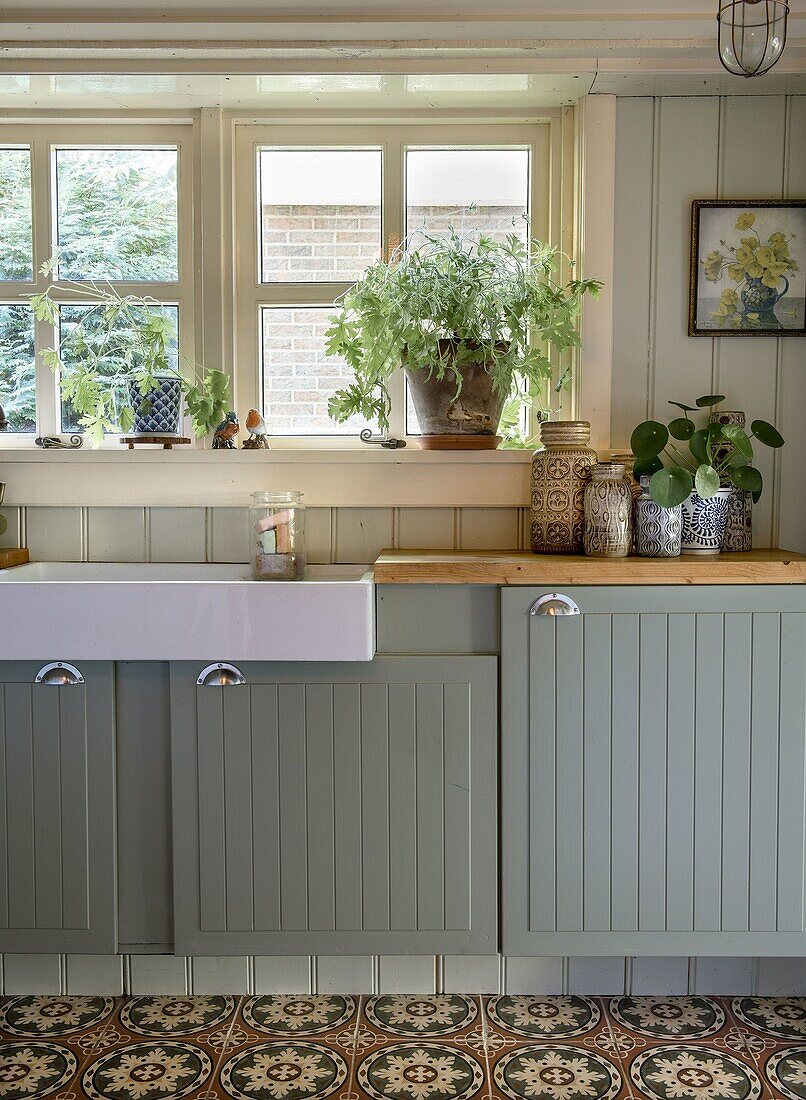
[717,0,790,77]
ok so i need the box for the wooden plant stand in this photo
[121,436,191,450]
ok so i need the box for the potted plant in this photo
[30,265,230,448]
[326,229,601,447]
[630,394,784,554]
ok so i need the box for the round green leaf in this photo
[694,463,721,499]
[631,420,669,460]
[689,428,710,465]
[727,449,749,468]
[669,417,695,440]
[695,393,726,408]
[750,419,785,448]
[668,400,697,412]
[731,464,763,495]
[721,424,753,461]
[649,467,693,508]
[633,455,663,480]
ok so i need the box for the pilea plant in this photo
[30,261,231,447]
[326,228,601,434]
[630,394,785,508]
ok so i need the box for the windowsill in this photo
[0,442,534,507]
[0,445,533,463]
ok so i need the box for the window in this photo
[0,124,192,441]
[1,117,556,447]
[235,124,548,443]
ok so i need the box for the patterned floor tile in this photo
[352,1038,488,1100]
[223,995,360,1063]
[217,1038,355,1100]
[77,1038,217,1098]
[616,1041,765,1100]
[480,998,628,1100]
[0,1036,79,1098]
[482,995,625,1060]
[0,993,117,1056]
[730,999,806,1046]
[486,1041,627,1100]
[355,996,487,1058]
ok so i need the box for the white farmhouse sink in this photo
[0,562,375,662]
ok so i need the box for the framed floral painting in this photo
[689,199,805,336]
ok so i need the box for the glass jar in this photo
[249,491,306,581]
[583,462,632,558]
[530,421,598,553]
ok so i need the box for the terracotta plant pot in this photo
[405,340,507,447]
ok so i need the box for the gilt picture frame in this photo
[689,199,806,337]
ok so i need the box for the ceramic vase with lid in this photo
[530,421,597,553]
[710,409,753,552]
[583,462,632,558]
[635,476,682,557]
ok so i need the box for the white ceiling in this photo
[0,0,803,89]
[3,1,728,13]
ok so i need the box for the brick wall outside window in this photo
[261,204,524,434]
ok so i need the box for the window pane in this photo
[261,306,371,435]
[59,303,178,433]
[0,149,33,280]
[405,147,529,247]
[56,148,178,281]
[260,149,382,283]
[0,305,35,433]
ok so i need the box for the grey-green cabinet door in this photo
[0,662,117,953]
[502,586,806,957]
[170,657,497,955]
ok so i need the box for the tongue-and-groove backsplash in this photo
[0,506,528,564]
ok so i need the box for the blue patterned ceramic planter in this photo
[680,488,732,555]
[127,374,182,436]
[635,477,682,557]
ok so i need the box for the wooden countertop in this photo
[373,549,806,585]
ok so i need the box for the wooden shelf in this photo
[373,549,806,585]
[0,547,28,570]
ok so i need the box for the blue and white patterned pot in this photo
[635,478,682,557]
[680,488,732,555]
[127,374,182,436]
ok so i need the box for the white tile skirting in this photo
[1,954,804,997]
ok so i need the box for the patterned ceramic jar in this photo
[710,410,753,552]
[530,421,597,553]
[610,449,642,553]
[680,488,732,554]
[608,450,641,502]
[635,476,682,557]
[722,486,753,551]
[583,462,632,558]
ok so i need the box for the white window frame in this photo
[233,120,553,448]
[0,121,195,447]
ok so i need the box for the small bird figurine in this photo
[242,408,270,450]
[212,411,240,449]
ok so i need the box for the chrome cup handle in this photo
[530,593,580,617]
